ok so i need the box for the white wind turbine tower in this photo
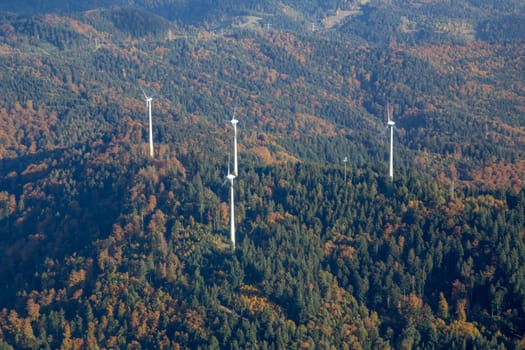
[382,102,398,181]
[226,108,239,176]
[141,87,155,158]
[223,156,236,250]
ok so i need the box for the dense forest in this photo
[0,0,524,348]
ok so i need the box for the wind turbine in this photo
[343,156,348,183]
[223,156,236,250]
[381,102,399,181]
[226,108,239,176]
[141,87,155,158]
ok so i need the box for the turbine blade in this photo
[140,87,148,99]
[227,153,231,175]
[379,126,389,136]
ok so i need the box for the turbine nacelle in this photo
[226,109,239,126]
[384,102,398,129]
[226,173,236,184]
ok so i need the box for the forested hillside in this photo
[0,0,524,348]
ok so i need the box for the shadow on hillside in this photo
[0,143,131,308]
